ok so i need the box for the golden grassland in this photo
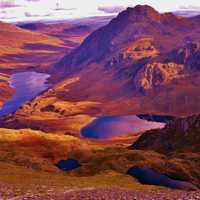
[0,128,92,171]
[0,127,200,188]
[0,162,168,199]
[0,26,63,56]
[0,128,171,198]
[0,21,89,71]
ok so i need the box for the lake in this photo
[81,115,165,139]
[0,71,51,117]
[127,166,197,190]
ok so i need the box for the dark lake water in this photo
[81,115,165,139]
[56,159,81,171]
[127,166,197,190]
[0,71,51,117]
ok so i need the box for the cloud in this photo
[53,7,76,11]
[98,6,125,14]
[1,0,200,22]
[25,12,52,18]
[0,1,22,9]
[0,11,17,20]
[25,0,40,1]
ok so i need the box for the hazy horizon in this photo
[0,0,200,23]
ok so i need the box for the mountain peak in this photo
[130,4,159,14]
[116,5,161,22]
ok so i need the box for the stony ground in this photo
[3,187,200,200]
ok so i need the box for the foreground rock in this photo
[131,114,200,187]
[7,188,200,200]
[132,114,200,153]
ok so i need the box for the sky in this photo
[0,0,200,22]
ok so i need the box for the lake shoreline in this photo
[81,115,165,140]
[0,71,51,117]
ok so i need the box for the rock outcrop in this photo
[131,114,200,186]
[168,41,200,71]
[134,62,184,91]
[132,114,200,153]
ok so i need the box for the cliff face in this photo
[171,42,200,71]
[134,41,200,91]
[132,114,200,153]
[134,62,184,91]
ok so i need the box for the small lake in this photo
[0,71,51,117]
[81,115,165,139]
[127,166,197,190]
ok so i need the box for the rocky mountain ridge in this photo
[55,5,200,75]
[133,114,200,153]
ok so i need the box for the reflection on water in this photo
[0,71,51,117]
[81,115,165,139]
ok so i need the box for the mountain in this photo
[55,5,199,75]
[1,5,200,134]
[51,5,200,115]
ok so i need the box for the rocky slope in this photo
[0,73,14,108]
[55,5,200,74]
[134,41,200,91]
[132,114,200,153]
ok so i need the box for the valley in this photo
[0,3,199,199]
